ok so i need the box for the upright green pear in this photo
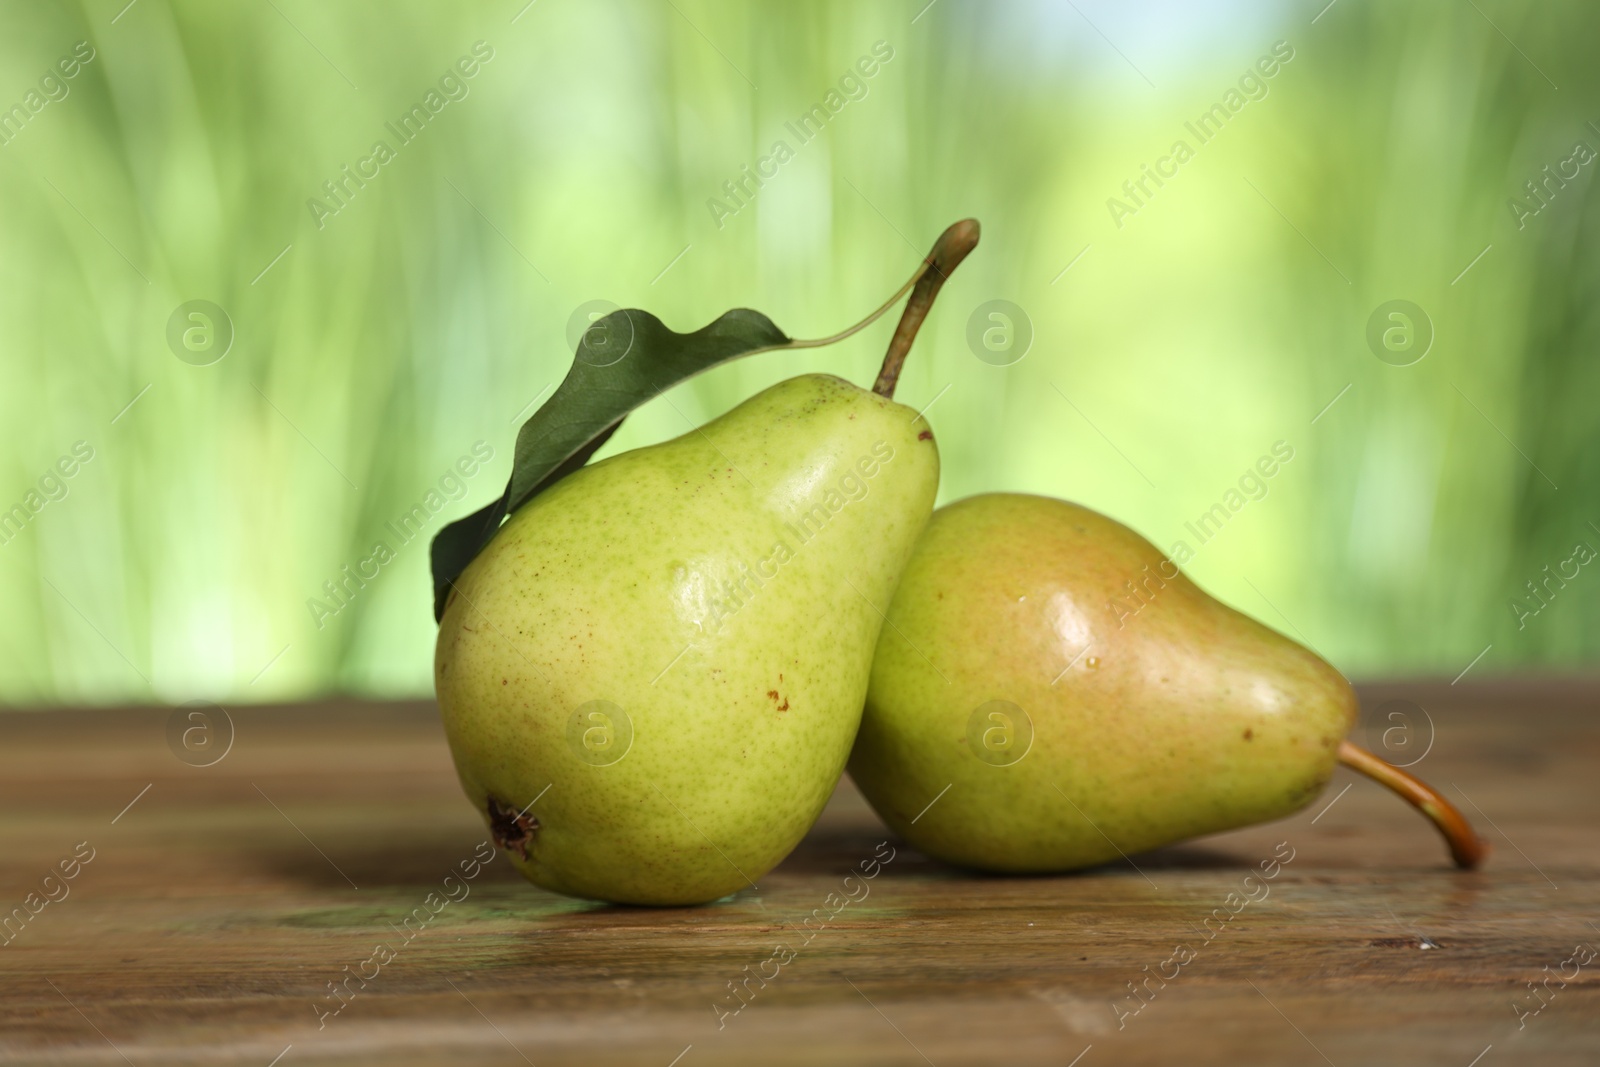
[848,493,1359,872]
[436,374,938,904]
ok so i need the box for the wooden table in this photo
[2,679,1596,1066]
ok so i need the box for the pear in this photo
[848,492,1483,872]
[435,373,938,904]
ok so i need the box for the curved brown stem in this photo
[1337,741,1487,869]
[872,218,981,399]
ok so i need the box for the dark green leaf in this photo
[430,307,795,620]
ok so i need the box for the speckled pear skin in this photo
[848,493,1358,873]
[435,374,938,905]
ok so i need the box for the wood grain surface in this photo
[1,678,1596,1066]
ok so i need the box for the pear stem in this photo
[872,218,982,399]
[1336,740,1486,869]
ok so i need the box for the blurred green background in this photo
[1,0,1594,707]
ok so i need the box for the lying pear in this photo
[848,492,1483,872]
[436,374,938,904]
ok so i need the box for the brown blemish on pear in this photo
[486,795,539,860]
